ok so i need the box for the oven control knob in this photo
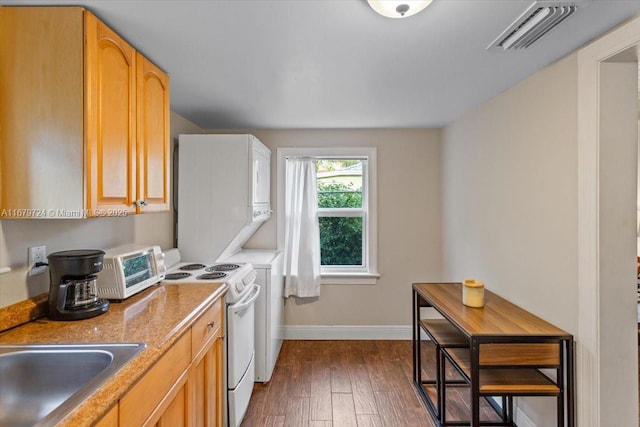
[235,282,243,293]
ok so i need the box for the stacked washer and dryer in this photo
[175,134,283,426]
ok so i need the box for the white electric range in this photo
[164,260,256,304]
[162,249,260,427]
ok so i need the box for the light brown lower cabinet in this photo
[93,404,118,427]
[95,298,224,427]
[154,373,190,427]
[190,335,224,427]
[189,297,224,427]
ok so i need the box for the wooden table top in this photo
[413,283,571,339]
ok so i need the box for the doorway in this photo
[577,19,640,426]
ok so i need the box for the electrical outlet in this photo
[28,245,47,276]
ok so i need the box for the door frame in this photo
[577,14,640,426]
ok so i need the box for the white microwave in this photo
[98,244,166,300]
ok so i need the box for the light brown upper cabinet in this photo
[136,54,171,213]
[0,7,170,218]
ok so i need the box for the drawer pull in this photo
[207,321,215,328]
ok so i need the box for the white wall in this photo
[442,53,579,425]
[0,111,202,308]
[207,128,443,327]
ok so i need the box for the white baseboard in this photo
[514,404,536,427]
[487,398,536,427]
[282,325,412,340]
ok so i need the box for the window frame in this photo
[316,157,367,273]
[277,147,379,285]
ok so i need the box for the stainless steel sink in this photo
[0,343,145,427]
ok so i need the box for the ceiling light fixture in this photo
[367,0,433,19]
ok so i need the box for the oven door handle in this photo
[229,284,260,315]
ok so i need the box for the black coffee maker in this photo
[47,249,110,320]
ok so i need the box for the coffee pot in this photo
[47,249,110,320]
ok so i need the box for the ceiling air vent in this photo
[487,2,578,50]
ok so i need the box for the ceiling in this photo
[2,0,640,129]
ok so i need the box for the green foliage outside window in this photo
[317,181,363,266]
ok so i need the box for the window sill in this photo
[320,272,380,285]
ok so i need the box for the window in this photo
[278,147,378,284]
[317,159,364,268]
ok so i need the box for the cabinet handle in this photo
[207,321,215,328]
[135,199,148,207]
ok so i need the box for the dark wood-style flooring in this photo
[241,340,501,427]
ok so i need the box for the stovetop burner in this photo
[206,263,241,272]
[162,251,254,303]
[180,263,206,271]
[196,272,228,280]
[165,272,192,280]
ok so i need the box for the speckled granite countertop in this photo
[0,283,228,427]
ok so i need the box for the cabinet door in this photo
[156,382,189,427]
[0,7,85,214]
[120,333,190,426]
[85,11,137,215]
[191,335,224,427]
[136,53,170,213]
[211,336,224,427]
[94,404,118,427]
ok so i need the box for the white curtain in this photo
[283,157,321,298]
